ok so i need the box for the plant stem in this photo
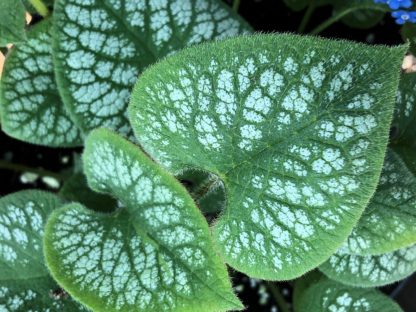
[28,0,50,17]
[309,6,387,35]
[233,0,241,12]
[298,2,316,33]
[267,282,290,312]
[0,160,65,181]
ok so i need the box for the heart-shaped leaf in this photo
[295,276,403,312]
[0,190,84,310]
[129,34,406,280]
[52,0,252,136]
[319,244,416,287]
[0,19,82,147]
[340,147,416,255]
[0,0,26,47]
[44,129,242,312]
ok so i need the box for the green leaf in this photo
[176,168,225,216]
[52,0,252,136]
[129,34,406,280]
[59,172,118,213]
[282,0,309,11]
[22,0,54,14]
[391,72,416,148]
[319,244,416,287]
[293,271,325,312]
[0,0,26,47]
[340,147,416,255]
[401,23,416,56]
[333,0,387,30]
[0,277,84,311]
[0,190,83,310]
[296,277,403,312]
[0,19,82,147]
[44,128,243,312]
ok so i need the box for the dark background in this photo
[0,0,414,311]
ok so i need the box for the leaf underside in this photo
[319,244,416,287]
[52,0,252,136]
[0,19,82,147]
[44,129,242,312]
[0,190,83,311]
[296,277,403,312]
[129,34,406,280]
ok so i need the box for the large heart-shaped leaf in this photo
[52,0,252,136]
[341,147,416,255]
[319,244,416,287]
[0,19,82,147]
[44,129,242,312]
[0,0,26,47]
[295,276,403,312]
[0,190,83,310]
[129,34,406,280]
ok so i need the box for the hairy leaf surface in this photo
[319,244,416,287]
[0,190,83,310]
[341,148,416,255]
[52,0,252,136]
[296,277,403,312]
[0,19,82,147]
[129,34,406,279]
[44,129,242,312]
[0,0,26,47]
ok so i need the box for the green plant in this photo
[1,0,416,311]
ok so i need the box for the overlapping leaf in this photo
[129,34,406,279]
[0,0,26,47]
[319,244,416,287]
[391,72,416,148]
[0,19,82,147]
[0,190,83,310]
[52,0,252,136]
[44,129,242,312]
[295,276,403,312]
[340,148,416,255]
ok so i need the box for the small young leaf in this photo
[341,147,416,255]
[129,34,406,280]
[0,190,84,310]
[391,72,416,147]
[319,244,416,287]
[282,0,309,11]
[401,23,416,56]
[0,19,82,147]
[52,0,252,136]
[44,129,243,312]
[333,0,388,30]
[0,0,26,47]
[296,277,403,312]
